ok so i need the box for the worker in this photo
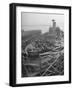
[25,42,36,56]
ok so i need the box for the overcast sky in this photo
[21,12,64,33]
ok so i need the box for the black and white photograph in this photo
[21,12,64,77]
[10,3,71,87]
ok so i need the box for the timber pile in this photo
[21,30,64,77]
[22,42,64,77]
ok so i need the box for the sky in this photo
[21,12,64,34]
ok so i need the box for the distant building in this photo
[48,19,61,41]
[49,19,57,35]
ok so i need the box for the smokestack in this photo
[52,19,56,28]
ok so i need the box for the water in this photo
[22,26,50,34]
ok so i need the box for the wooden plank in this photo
[23,63,40,67]
[41,55,60,76]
